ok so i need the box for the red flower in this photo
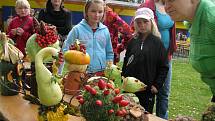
[76,95,83,100]
[108,109,114,114]
[112,95,123,104]
[103,89,110,96]
[98,79,106,90]
[90,88,97,95]
[114,88,120,95]
[79,98,84,104]
[106,83,114,89]
[118,27,123,33]
[119,100,129,107]
[95,100,103,106]
[84,85,92,92]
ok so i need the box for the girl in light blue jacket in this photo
[61,0,114,74]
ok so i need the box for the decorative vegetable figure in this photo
[63,40,90,72]
[26,19,60,62]
[104,64,122,88]
[122,76,147,93]
[104,64,147,93]
[0,31,24,64]
[35,47,62,106]
[64,50,90,65]
[62,40,90,95]
[0,31,23,96]
[26,19,60,97]
[35,47,74,121]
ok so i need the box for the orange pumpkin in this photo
[64,50,90,65]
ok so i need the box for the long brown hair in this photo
[84,0,106,22]
[46,0,65,12]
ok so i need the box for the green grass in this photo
[169,58,212,120]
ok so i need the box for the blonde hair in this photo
[133,18,161,38]
[84,0,106,22]
[15,0,30,9]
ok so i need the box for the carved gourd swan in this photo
[35,47,62,106]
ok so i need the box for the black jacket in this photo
[38,2,72,36]
[122,33,169,91]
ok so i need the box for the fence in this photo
[173,41,190,58]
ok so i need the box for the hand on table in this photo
[151,85,158,94]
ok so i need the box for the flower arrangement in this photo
[77,77,130,121]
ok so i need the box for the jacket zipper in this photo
[141,41,144,50]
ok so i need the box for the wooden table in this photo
[0,94,166,121]
[0,94,85,121]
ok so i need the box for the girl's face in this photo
[86,2,104,26]
[135,18,152,34]
[15,6,30,17]
[51,0,62,8]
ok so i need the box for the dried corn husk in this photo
[0,32,24,64]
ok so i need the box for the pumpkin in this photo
[64,50,90,65]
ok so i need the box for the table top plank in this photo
[0,94,38,121]
[0,94,166,121]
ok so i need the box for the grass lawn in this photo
[169,58,212,120]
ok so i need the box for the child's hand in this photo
[151,85,158,94]
[11,29,17,35]
[106,61,113,68]
[16,27,24,36]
